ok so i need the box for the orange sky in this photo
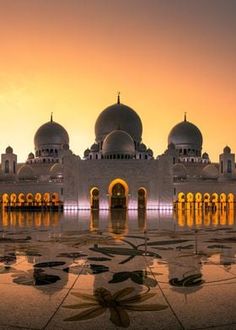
[0,0,235,162]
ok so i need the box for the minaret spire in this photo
[117,91,120,104]
[184,112,187,122]
[51,112,53,122]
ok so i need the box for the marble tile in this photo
[0,284,69,329]
[161,283,236,329]
[45,286,182,330]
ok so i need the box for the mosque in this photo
[0,95,236,211]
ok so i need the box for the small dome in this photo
[202,152,209,159]
[223,146,231,154]
[90,143,99,152]
[137,143,147,152]
[168,120,203,149]
[202,164,218,179]
[84,148,90,158]
[50,163,63,178]
[28,152,34,159]
[102,130,135,156]
[173,164,187,179]
[168,143,176,151]
[6,146,13,154]
[95,101,142,143]
[17,165,35,180]
[34,119,69,150]
[147,148,153,157]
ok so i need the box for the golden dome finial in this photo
[117,91,120,104]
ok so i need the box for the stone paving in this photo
[0,210,235,330]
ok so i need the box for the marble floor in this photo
[0,209,236,330]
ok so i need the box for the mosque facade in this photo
[0,96,235,211]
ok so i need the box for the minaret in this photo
[1,146,17,175]
[219,146,235,180]
[184,112,187,122]
[51,112,53,122]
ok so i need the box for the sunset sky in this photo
[0,0,235,161]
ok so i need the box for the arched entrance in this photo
[138,188,147,209]
[108,179,128,209]
[90,187,99,210]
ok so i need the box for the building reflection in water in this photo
[1,210,61,229]
[175,205,235,228]
[0,208,236,301]
[0,207,235,231]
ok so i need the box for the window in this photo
[227,160,232,173]
[221,160,223,173]
[5,160,9,173]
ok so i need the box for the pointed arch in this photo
[51,192,59,206]
[220,193,226,203]
[178,192,185,203]
[195,192,202,203]
[228,193,234,203]
[26,193,34,205]
[108,178,129,209]
[186,192,194,203]
[10,193,17,206]
[211,193,219,203]
[138,187,147,209]
[90,187,99,210]
[18,193,25,206]
[34,193,42,206]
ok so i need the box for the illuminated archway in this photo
[228,193,234,203]
[2,193,9,206]
[51,192,59,206]
[26,193,34,206]
[195,193,202,203]
[43,192,50,206]
[10,193,17,206]
[203,193,210,203]
[34,193,42,206]
[211,193,219,203]
[108,178,129,209]
[90,187,99,210]
[177,192,185,203]
[220,193,226,203]
[186,192,194,203]
[138,187,147,209]
[18,193,25,206]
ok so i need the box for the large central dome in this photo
[95,99,143,143]
[34,119,69,150]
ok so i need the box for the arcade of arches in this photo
[176,192,234,205]
[0,192,61,209]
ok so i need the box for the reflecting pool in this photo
[0,209,236,329]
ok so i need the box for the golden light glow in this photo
[0,2,234,161]
[108,178,129,208]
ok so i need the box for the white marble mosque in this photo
[0,95,235,211]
